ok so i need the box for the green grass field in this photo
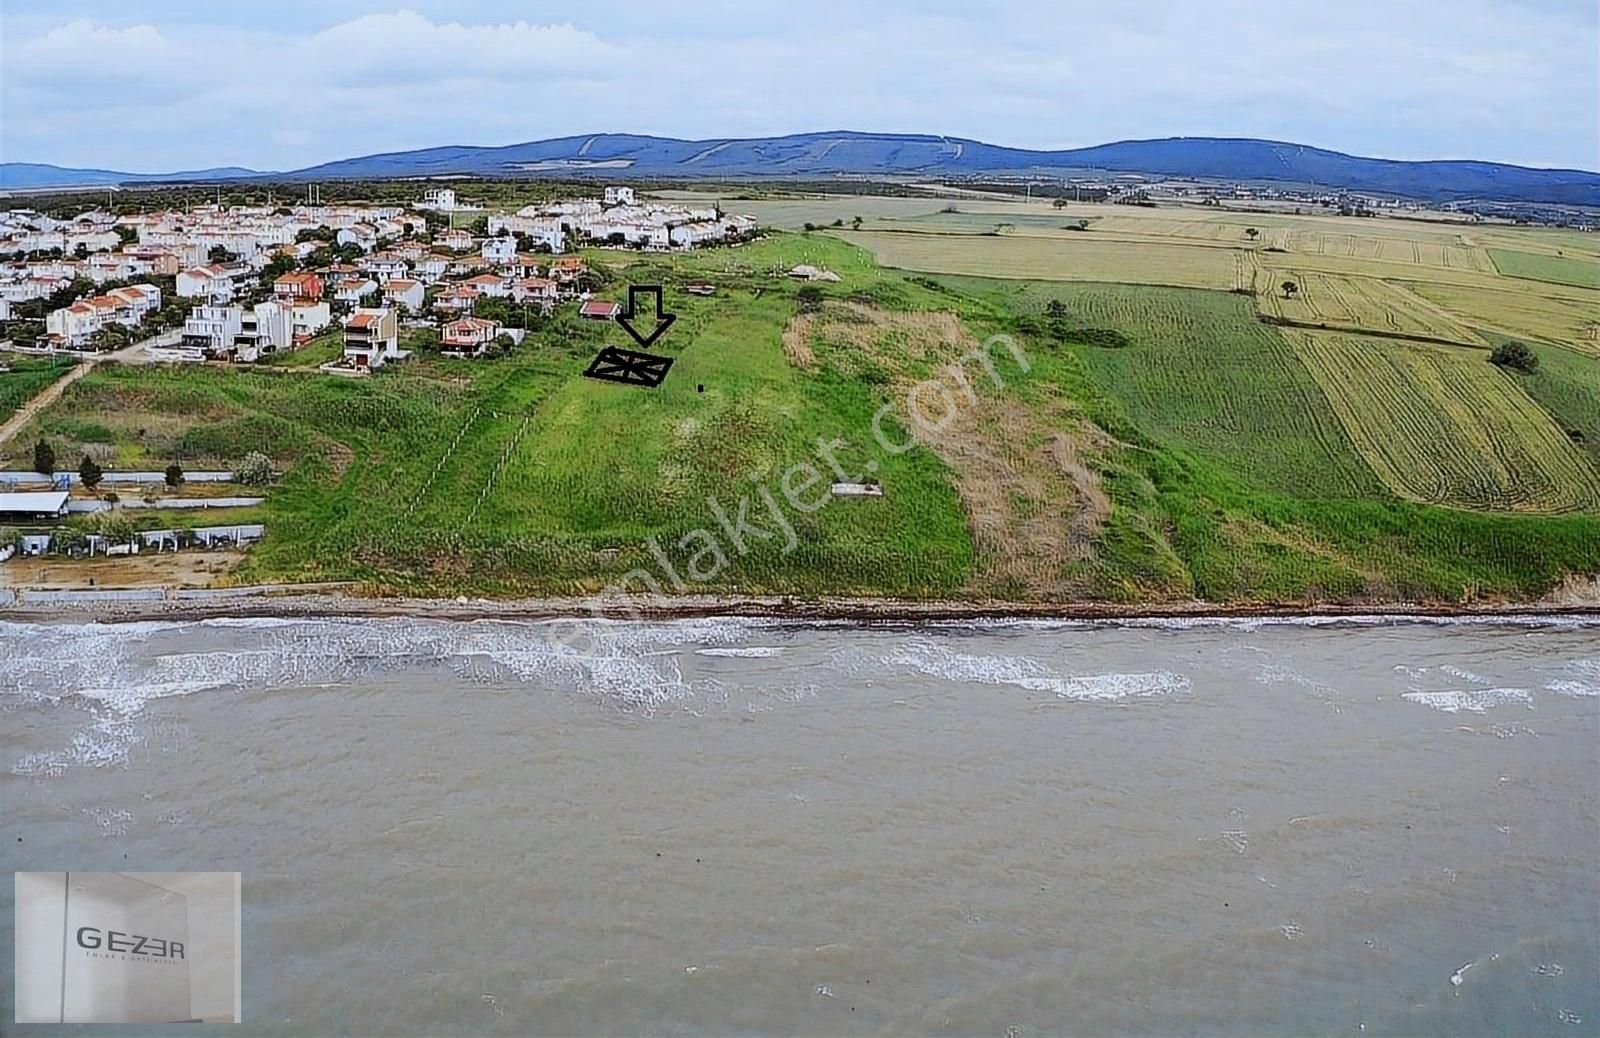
[0,353,76,424]
[7,229,1599,605]
[1488,248,1600,289]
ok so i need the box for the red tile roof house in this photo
[548,257,588,284]
[432,285,481,313]
[579,300,620,320]
[512,277,559,305]
[273,271,325,303]
[460,272,512,298]
[440,316,503,356]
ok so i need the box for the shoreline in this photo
[2,586,1598,626]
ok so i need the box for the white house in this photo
[333,276,379,304]
[480,236,517,264]
[603,186,636,207]
[233,300,292,360]
[291,300,332,340]
[362,252,409,283]
[460,272,511,298]
[415,255,449,284]
[336,223,379,252]
[420,187,457,210]
[382,278,425,312]
[176,263,246,301]
[181,304,244,353]
[44,301,104,346]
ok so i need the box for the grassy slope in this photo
[9,233,1599,604]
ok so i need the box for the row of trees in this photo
[32,440,274,488]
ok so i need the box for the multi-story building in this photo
[233,300,293,361]
[342,307,399,369]
[181,304,244,353]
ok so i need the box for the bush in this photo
[1489,341,1539,374]
[165,462,185,488]
[78,455,103,488]
[234,451,274,486]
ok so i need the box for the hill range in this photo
[5,132,1598,206]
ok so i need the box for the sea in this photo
[2,613,1596,1036]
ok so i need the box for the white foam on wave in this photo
[6,614,783,774]
[1399,688,1534,713]
[696,647,784,658]
[887,638,1190,701]
[1544,658,1599,698]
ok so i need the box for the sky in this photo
[2,1,1596,173]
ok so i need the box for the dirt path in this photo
[0,361,91,451]
[0,330,180,454]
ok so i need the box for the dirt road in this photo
[0,361,91,452]
[0,330,179,454]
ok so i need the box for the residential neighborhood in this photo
[0,187,760,372]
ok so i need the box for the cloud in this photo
[1,3,1595,172]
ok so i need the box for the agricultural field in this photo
[839,229,1244,290]
[652,190,954,229]
[1283,330,1600,512]
[0,353,75,423]
[1254,269,1483,344]
[933,276,1382,499]
[1407,279,1600,356]
[8,229,1599,605]
[1487,248,1600,289]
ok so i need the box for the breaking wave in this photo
[886,638,1190,701]
[3,616,778,775]
[1399,688,1534,714]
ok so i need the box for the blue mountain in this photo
[5,133,1597,205]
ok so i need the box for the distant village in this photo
[0,186,758,372]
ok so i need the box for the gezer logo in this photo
[77,927,185,959]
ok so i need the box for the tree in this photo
[1245,227,1259,241]
[1488,341,1539,375]
[851,215,864,231]
[78,455,103,489]
[164,462,185,488]
[1076,219,1090,230]
[207,245,238,264]
[1044,299,1070,320]
[234,451,274,487]
[1052,198,1068,210]
[796,286,824,312]
[32,439,55,476]
[1281,280,1299,300]
[261,254,296,282]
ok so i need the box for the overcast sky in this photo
[3,1,1595,172]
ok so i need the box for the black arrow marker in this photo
[617,284,676,349]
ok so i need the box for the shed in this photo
[0,491,70,521]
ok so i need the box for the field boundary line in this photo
[1257,315,1489,352]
